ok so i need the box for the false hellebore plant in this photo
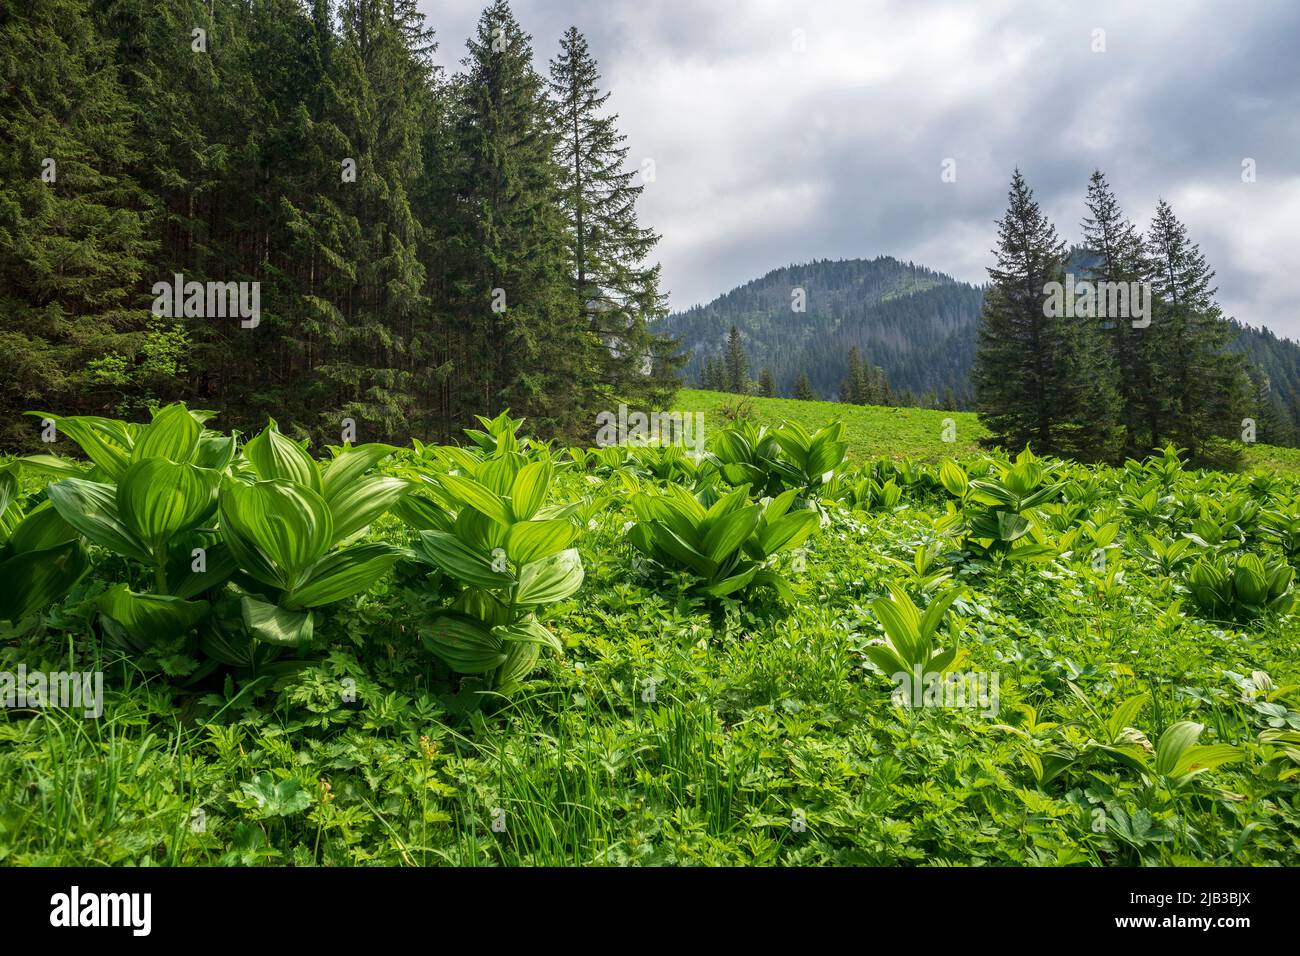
[39,404,237,667]
[627,483,819,602]
[34,405,410,671]
[210,423,411,667]
[398,428,586,695]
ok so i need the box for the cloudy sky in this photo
[420,0,1300,338]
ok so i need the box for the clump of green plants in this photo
[400,416,586,695]
[1185,552,1296,619]
[39,404,236,665]
[863,584,965,683]
[943,449,1062,561]
[628,484,818,601]
[708,419,847,499]
[26,405,412,673]
[208,422,412,663]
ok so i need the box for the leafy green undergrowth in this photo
[2,410,1300,866]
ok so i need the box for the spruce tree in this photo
[548,26,680,408]
[724,325,750,393]
[793,370,815,401]
[1080,170,1154,453]
[973,170,1122,461]
[840,346,869,404]
[447,0,586,436]
[757,367,776,398]
[701,355,726,391]
[1145,199,1248,461]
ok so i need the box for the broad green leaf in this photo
[244,423,321,492]
[0,471,14,518]
[98,584,209,644]
[756,509,818,556]
[939,461,968,498]
[872,591,921,668]
[0,541,89,622]
[495,616,564,654]
[47,478,152,564]
[918,587,962,642]
[240,596,314,645]
[194,433,237,471]
[698,561,762,597]
[750,568,796,602]
[702,505,761,563]
[391,495,453,532]
[648,524,717,577]
[1168,744,1242,781]
[515,548,585,607]
[505,519,579,566]
[17,455,85,480]
[321,443,400,502]
[117,459,218,552]
[170,540,239,601]
[415,531,514,590]
[326,475,411,545]
[132,403,201,463]
[1154,721,1205,777]
[1106,694,1150,744]
[495,640,541,692]
[437,472,513,526]
[510,460,552,521]
[420,613,506,673]
[219,479,333,581]
[7,501,79,554]
[286,542,406,608]
[31,414,133,479]
[864,644,909,680]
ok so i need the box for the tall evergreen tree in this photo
[446,0,586,436]
[1080,170,1155,453]
[548,26,680,409]
[793,370,815,401]
[1145,199,1248,460]
[701,354,726,391]
[973,170,1122,461]
[840,346,869,404]
[724,324,749,393]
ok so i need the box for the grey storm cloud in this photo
[420,0,1300,337]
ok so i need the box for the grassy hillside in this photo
[678,389,1300,474]
[676,389,988,461]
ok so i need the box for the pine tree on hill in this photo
[701,355,726,391]
[973,170,1122,462]
[1145,199,1248,461]
[1080,170,1154,454]
[724,324,750,394]
[757,367,776,397]
[793,370,815,401]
